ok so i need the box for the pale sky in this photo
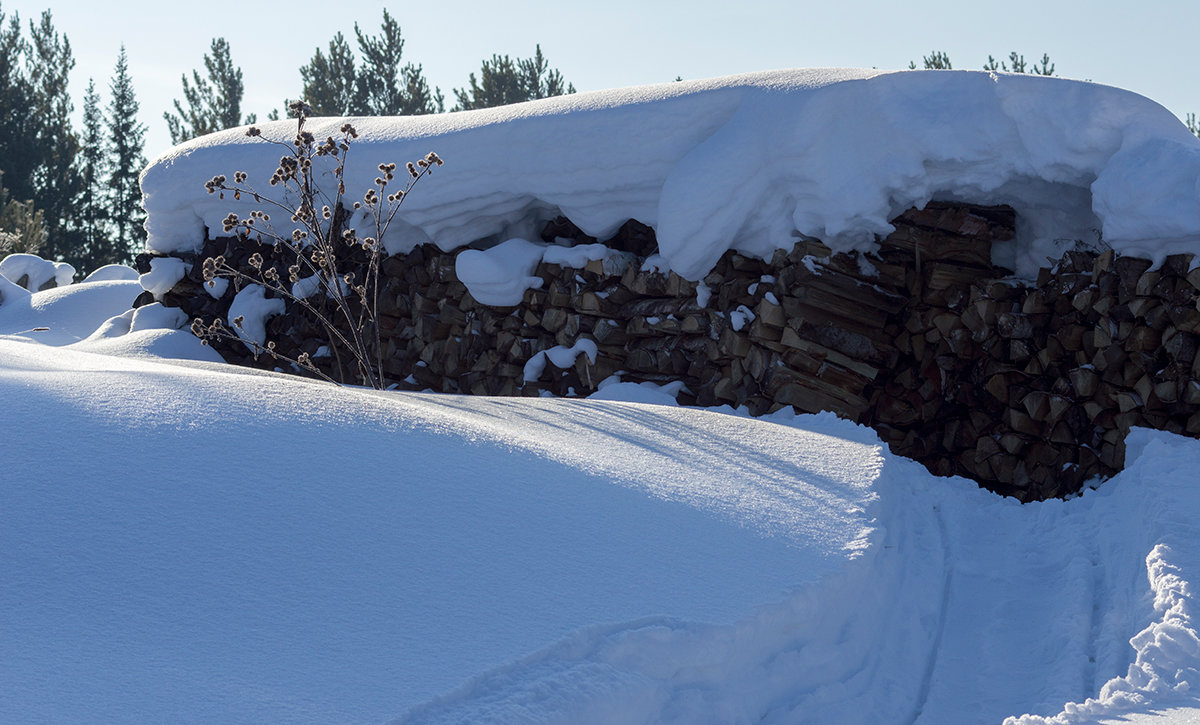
[2,0,1197,157]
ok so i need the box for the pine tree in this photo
[25,10,82,265]
[164,37,253,144]
[454,54,522,110]
[351,10,442,114]
[299,31,356,116]
[298,11,442,116]
[909,51,952,70]
[984,52,1055,75]
[76,77,115,270]
[106,46,147,260]
[453,44,575,111]
[0,172,46,255]
[909,50,1056,76]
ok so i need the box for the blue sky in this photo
[3,0,1197,156]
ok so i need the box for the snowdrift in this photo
[142,69,1200,281]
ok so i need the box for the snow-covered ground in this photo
[9,67,1200,723]
[2,270,1200,724]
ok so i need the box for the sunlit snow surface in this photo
[142,68,1200,281]
[2,278,1200,723]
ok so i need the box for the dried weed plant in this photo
[191,100,441,389]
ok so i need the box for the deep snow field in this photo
[1,263,1199,725]
[6,67,1200,723]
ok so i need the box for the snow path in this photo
[395,432,1200,724]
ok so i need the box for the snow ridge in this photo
[142,69,1200,282]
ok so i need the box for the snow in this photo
[454,237,546,306]
[455,239,638,306]
[143,69,1200,283]
[522,338,599,382]
[128,301,189,332]
[0,278,143,345]
[541,242,636,275]
[227,282,285,347]
[588,377,689,406]
[138,255,188,297]
[83,263,140,283]
[4,266,1200,724]
[13,68,1200,722]
[0,252,75,290]
[730,304,756,331]
[5,287,1200,722]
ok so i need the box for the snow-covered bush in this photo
[190,100,441,389]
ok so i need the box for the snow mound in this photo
[142,69,1200,280]
[83,264,140,283]
[0,279,141,344]
[0,252,74,290]
[0,273,213,360]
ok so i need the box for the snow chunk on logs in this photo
[227,284,284,349]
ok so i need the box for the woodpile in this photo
[139,202,1200,502]
[871,247,1200,500]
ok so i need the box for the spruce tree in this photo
[106,46,146,260]
[164,37,254,144]
[25,10,82,265]
[453,45,575,111]
[77,77,114,270]
[0,9,35,206]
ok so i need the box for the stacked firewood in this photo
[140,203,1200,501]
[873,248,1200,499]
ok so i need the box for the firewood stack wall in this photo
[140,202,1200,501]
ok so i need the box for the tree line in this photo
[164,10,576,144]
[0,7,578,276]
[0,6,144,274]
[1,6,1198,278]
[909,50,1057,75]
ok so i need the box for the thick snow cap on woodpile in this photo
[140,68,1200,281]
